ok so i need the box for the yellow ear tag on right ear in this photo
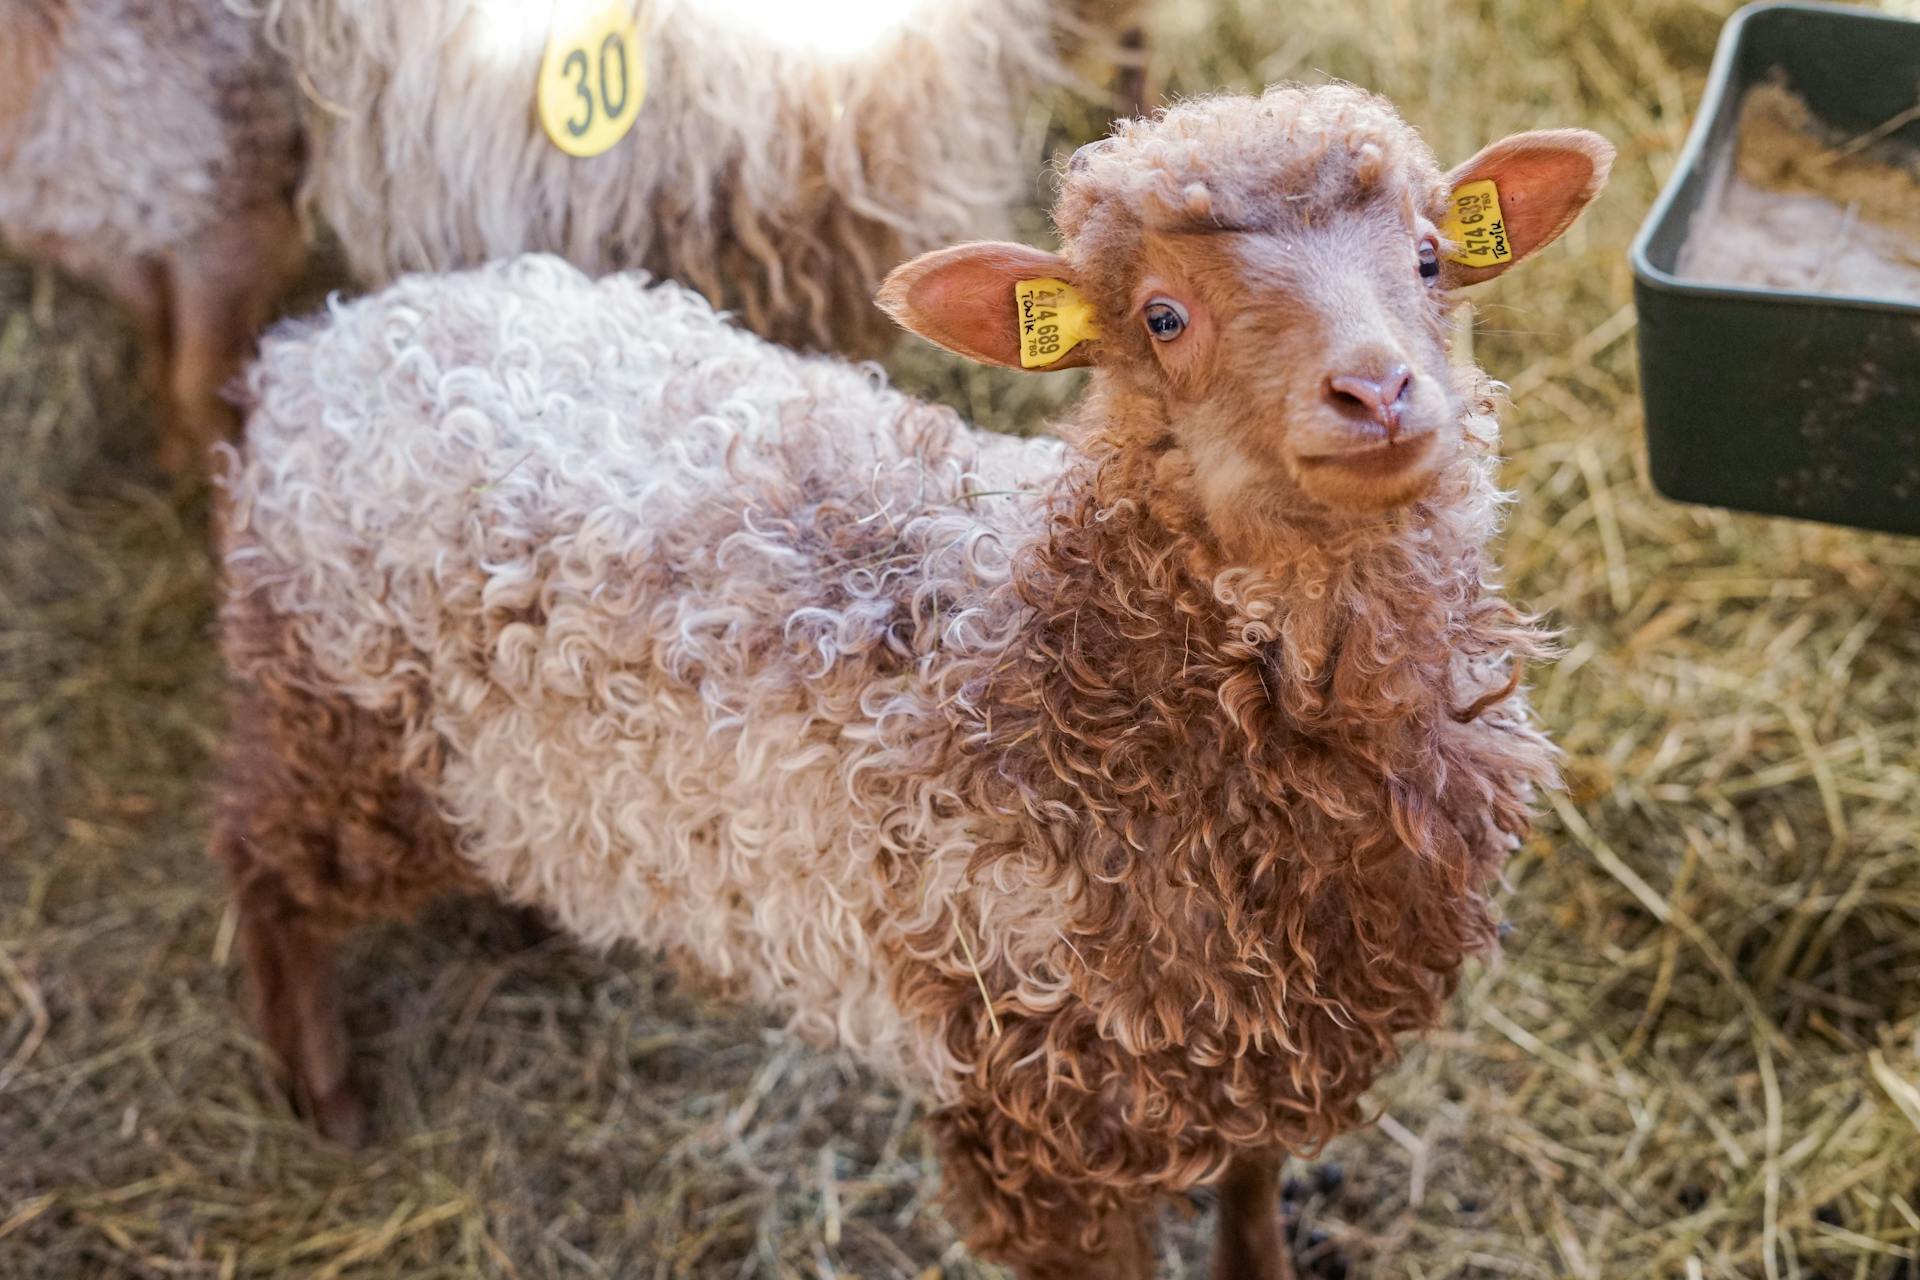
[537,2,647,158]
[1440,179,1514,268]
[1015,278,1100,369]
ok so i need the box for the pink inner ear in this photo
[879,241,1090,371]
[908,262,1026,368]
[1474,150,1598,262]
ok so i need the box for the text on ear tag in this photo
[1014,278,1100,369]
[1440,179,1513,268]
[538,2,648,158]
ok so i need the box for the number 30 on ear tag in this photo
[537,2,647,158]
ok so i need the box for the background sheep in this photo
[210,85,1609,1277]
[0,0,303,481]
[253,0,1140,357]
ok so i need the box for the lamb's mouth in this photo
[1293,430,1439,477]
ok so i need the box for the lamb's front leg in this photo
[1211,1153,1297,1280]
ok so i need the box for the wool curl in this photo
[250,0,1127,355]
[909,429,1557,1259]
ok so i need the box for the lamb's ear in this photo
[1438,129,1614,288]
[878,241,1096,371]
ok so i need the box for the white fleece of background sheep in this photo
[226,256,1076,1093]
[255,0,1062,291]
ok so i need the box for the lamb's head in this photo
[880,84,1612,558]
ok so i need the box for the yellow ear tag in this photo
[1440,179,1514,268]
[537,2,647,158]
[1014,278,1100,369]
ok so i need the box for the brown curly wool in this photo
[913,455,1555,1267]
[0,0,303,479]
[213,84,1610,1277]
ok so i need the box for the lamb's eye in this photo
[1143,298,1188,341]
[1418,237,1440,283]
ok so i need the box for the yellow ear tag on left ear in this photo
[538,2,647,158]
[1014,278,1100,369]
[1440,179,1514,268]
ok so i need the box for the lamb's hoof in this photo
[503,902,560,948]
[1282,1162,1343,1203]
[310,1083,369,1148]
[466,900,560,950]
[1297,1227,1350,1280]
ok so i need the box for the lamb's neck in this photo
[999,443,1516,752]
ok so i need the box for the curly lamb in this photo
[212,84,1612,1278]
[252,0,1135,357]
[0,0,304,480]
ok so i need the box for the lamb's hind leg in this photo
[210,659,472,1144]
[221,858,365,1144]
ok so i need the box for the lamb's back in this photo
[229,255,1053,672]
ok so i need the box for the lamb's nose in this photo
[1324,365,1414,436]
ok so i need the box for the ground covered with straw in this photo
[5,1,1920,1275]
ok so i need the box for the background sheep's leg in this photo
[103,256,173,412]
[157,200,303,481]
[1212,1152,1297,1280]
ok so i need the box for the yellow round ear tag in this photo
[537,2,647,158]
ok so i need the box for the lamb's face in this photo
[1048,88,1466,532]
[1108,186,1465,521]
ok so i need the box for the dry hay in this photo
[5,1,1920,1276]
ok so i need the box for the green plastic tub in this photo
[1630,0,1920,536]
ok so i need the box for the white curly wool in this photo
[253,0,1082,352]
[224,256,1071,1090]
